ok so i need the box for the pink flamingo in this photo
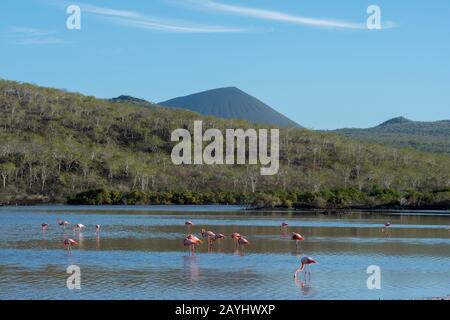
[382,222,391,237]
[41,223,49,231]
[185,220,194,234]
[281,222,289,235]
[231,232,242,248]
[57,219,70,229]
[184,234,202,255]
[95,225,100,234]
[237,237,250,251]
[210,233,225,245]
[74,224,86,232]
[213,233,225,241]
[201,229,216,245]
[292,232,305,249]
[64,238,78,254]
[294,256,317,282]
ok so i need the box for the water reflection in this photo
[182,255,200,284]
[95,235,101,249]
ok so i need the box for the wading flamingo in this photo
[57,219,70,229]
[292,232,305,249]
[231,233,242,248]
[237,237,250,251]
[184,234,202,255]
[213,233,225,241]
[382,222,391,237]
[95,225,100,234]
[41,223,49,231]
[74,224,86,232]
[281,222,289,236]
[210,233,225,245]
[294,256,317,282]
[201,229,216,245]
[185,220,194,233]
[64,238,78,254]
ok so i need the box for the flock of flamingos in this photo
[40,218,393,283]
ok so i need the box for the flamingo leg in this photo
[307,265,311,283]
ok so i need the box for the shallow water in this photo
[0,205,449,300]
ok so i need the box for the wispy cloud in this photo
[185,0,396,30]
[80,3,247,33]
[5,27,69,45]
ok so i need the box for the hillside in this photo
[159,87,301,128]
[0,80,449,209]
[333,117,450,154]
[109,95,155,108]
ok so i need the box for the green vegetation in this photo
[66,188,450,210]
[333,117,450,154]
[0,80,449,209]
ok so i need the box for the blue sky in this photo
[0,0,449,129]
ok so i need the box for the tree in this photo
[0,162,16,189]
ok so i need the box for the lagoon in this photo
[0,205,449,300]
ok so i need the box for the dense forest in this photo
[333,117,450,154]
[0,80,449,209]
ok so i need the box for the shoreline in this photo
[1,201,449,214]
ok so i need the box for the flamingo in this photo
[213,233,225,241]
[74,224,86,232]
[382,222,391,237]
[64,238,78,254]
[211,233,225,245]
[57,219,70,229]
[237,237,250,251]
[187,234,201,242]
[231,232,242,247]
[292,232,305,249]
[201,229,216,245]
[185,220,194,232]
[281,222,289,236]
[184,234,202,255]
[41,223,49,230]
[185,220,194,235]
[95,224,100,234]
[294,256,317,282]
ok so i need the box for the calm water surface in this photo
[1,205,449,300]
